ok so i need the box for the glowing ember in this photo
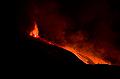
[29,22,40,38]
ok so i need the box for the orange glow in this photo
[29,22,40,38]
[61,45,111,64]
[29,22,55,45]
[29,22,111,65]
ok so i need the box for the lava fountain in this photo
[29,22,39,38]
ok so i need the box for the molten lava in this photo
[29,22,40,38]
[61,46,111,64]
[29,22,54,45]
[29,22,111,65]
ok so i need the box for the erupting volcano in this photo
[29,21,111,64]
[17,0,120,65]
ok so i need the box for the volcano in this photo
[16,0,120,65]
[15,0,120,78]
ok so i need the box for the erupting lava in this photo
[29,22,54,45]
[29,22,40,38]
[29,22,111,65]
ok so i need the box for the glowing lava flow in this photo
[62,46,111,64]
[29,22,111,65]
